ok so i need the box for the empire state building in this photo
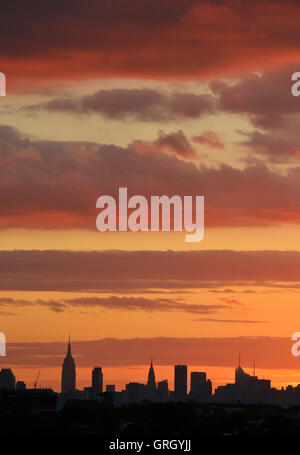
[61,337,76,393]
[147,359,156,391]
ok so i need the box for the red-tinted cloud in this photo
[219,298,244,307]
[27,89,215,121]
[209,66,300,161]
[133,130,197,159]
[210,69,298,128]
[2,125,300,228]
[192,131,224,149]
[1,249,300,291]
[2,1,300,85]
[4,336,298,370]
[239,128,300,162]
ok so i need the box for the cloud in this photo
[26,89,215,122]
[238,129,300,162]
[21,66,300,163]
[192,131,225,149]
[209,289,257,294]
[219,297,244,306]
[2,1,300,84]
[2,124,300,228]
[210,66,300,128]
[0,295,227,315]
[4,336,298,370]
[63,296,223,314]
[238,119,300,162]
[133,130,197,159]
[1,249,300,292]
[194,318,266,324]
[209,66,300,162]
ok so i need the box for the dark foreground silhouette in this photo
[1,389,300,435]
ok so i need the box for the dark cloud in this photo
[210,66,300,128]
[0,295,226,315]
[0,125,27,151]
[27,89,215,122]
[209,289,257,294]
[133,130,197,158]
[0,0,196,57]
[195,318,266,324]
[2,1,300,83]
[239,130,295,161]
[192,131,224,149]
[210,66,300,161]
[1,249,300,292]
[63,296,223,314]
[154,130,196,158]
[238,118,300,162]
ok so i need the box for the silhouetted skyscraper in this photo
[126,382,145,403]
[0,368,15,390]
[174,365,187,401]
[190,371,212,402]
[215,356,271,404]
[190,372,206,392]
[146,359,156,391]
[61,336,76,393]
[157,379,169,402]
[92,367,103,393]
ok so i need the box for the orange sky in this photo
[1,0,300,392]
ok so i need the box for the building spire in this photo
[61,334,76,393]
[238,351,240,368]
[67,334,72,357]
[147,357,156,391]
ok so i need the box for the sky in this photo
[1,0,300,392]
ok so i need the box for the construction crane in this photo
[34,370,40,389]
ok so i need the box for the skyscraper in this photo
[61,336,76,393]
[0,368,15,390]
[92,367,103,393]
[174,365,187,401]
[146,359,156,392]
[126,382,145,404]
[190,371,212,402]
[157,379,169,402]
[190,372,206,393]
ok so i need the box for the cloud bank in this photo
[0,249,300,291]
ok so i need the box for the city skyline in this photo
[55,339,300,405]
[2,337,300,409]
[2,334,300,392]
[2,338,300,401]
